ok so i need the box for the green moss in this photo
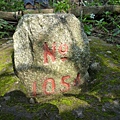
[51,97,73,106]
[60,111,76,120]
[77,92,100,104]
[89,38,120,94]
[0,40,19,96]
[102,111,116,117]
[101,97,113,103]
[50,96,89,113]
[0,113,15,120]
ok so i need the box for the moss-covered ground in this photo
[0,39,18,96]
[0,36,120,119]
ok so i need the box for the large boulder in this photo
[13,14,90,96]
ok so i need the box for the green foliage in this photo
[83,0,102,6]
[80,14,94,35]
[0,0,23,38]
[80,10,120,40]
[0,0,24,11]
[84,24,93,35]
[95,18,109,33]
[116,44,120,49]
[0,19,14,38]
[102,11,120,37]
[83,0,120,6]
[53,0,70,12]
[108,0,120,5]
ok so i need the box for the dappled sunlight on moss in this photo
[0,76,17,96]
[97,54,120,72]
[50,96,90,113]
[0,40,18,96]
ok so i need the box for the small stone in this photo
[104,54,107,57]
[102,106,106,112]
[6,40,13,44]
[4,96,10,101]
[90,62,100,71]
[29,98,35,104]
[107,51,112,54]
[15,81,19,84]
[90,79,97,84]
[73,108,84,118]
[113,100,119,107]
[88,39,92,42]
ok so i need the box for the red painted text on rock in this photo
[32,74,81,96]
[42,78,56,95]
[43,42,68,64]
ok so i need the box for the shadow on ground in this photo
[0,90,61,120]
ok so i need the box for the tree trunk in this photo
[0,5,120,21]
[70,5,120,17]
[0,9,54,21]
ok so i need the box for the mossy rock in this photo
[0,36,120,120]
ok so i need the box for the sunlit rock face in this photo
[13,14,90,96]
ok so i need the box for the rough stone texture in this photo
[13,14,90,96]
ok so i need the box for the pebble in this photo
[90,62,100,71]
[107,51,112,54]
[113,100,119,107]
[29,98,35,104]
[73,108,84,118]
[102,107,106,112]
[6,40,13,44]
[1,40,13,46]
[4,96,10,101]
[90,79,97,84]
[88,39,92,42]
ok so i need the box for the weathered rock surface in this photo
[13,14,90,96]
